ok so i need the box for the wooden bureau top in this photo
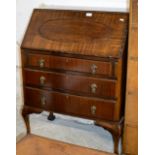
[22,9,128,58]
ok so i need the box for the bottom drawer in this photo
[24,87,115,121]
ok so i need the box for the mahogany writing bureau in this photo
[21,9,128,154]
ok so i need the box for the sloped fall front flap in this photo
[22,9,128,58]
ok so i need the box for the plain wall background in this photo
[16,0,129,66]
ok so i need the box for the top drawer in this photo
[26,53,113,77]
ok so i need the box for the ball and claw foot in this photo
[47,112,56,121]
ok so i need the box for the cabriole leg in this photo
[95,118,124,154]
[21,106,42,134]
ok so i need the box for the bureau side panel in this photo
[20,49,27,106]
[114,58,126,121]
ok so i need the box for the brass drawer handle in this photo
[91,105,96,115]
[40,76,46,85]
[91,64,97,74]
[41,97,46,106]
[38,59,45,68]
[91,83,97,93]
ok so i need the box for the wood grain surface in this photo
[24,69,117,99]
[21,9,128,58]
[24,87,116,121]
[123,0,138,154]
[26,53,114,77]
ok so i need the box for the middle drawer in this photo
[24,69,117,99]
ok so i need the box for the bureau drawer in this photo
[24,87,115,121]
[24,70,116,99]
[26,53,113,77]
[27,53,50,68]
[24,87,53,111]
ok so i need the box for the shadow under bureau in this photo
[21,9,128,154]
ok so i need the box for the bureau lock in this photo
[40,76,46,85]
[91,105,96,115]
[41,97,46,106]
[38,59,45,68]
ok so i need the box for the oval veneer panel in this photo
[39,19,112,42]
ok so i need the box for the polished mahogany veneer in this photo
[26,53,114,77]
[25,87,115,121]
[21,9,128,154]
[24,69,117,99]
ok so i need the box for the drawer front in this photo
[24,87,53,110]
[27,54,50,68]
[26,53,113,77]
[24,70,116,99]
[24,88,115,121]
[55,93,115,121]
